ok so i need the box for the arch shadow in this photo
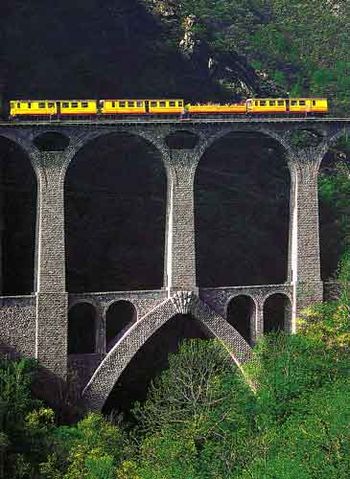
[68,302,96,354]
[263,293,292,334]
[64,132,167,292]
[106,300,137,352]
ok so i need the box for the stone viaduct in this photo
[0,117,348,411]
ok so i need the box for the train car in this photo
[100,99,146,114]
[188,103,246,114]
[246,98,328,115]
[246,98,287,114]
[290,97,328,114]
[58,99,97,115]
[147,99,184,114]
[10,99,57,117]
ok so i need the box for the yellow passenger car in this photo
[188,103,246,114]
[58,99,97,115]
[289,98,328,114]
[147,99,184,114]
[10,99,57,117]
[100,99,146,114]
[247,98,287,114]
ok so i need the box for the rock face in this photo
[143,0,285,100]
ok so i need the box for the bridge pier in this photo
[31,150,68,378]
[164,149,199,294]
[288,146,325,327]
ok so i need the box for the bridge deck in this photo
[0,117,349,127]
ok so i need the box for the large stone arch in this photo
[64,130,168,292]
[194,126,291,287]
[318,126,350,280]
[0,134,38,294]
[82,292,253,411]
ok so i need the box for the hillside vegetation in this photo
[144,0,350,112]
[1,266,349,478]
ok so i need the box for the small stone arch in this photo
[226,295,256,344]
[33,131,70,151]
[106,300,137,352]
[263,293,292,333]
[82,294,253,411]
[68,302,96,354]
[165,130,200,149]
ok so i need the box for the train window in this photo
[71,102,78,108]
[119,101,126,107]
[48,102,54,108]
[169,101,176,107]
[299,100,306,106]
[178,101,183,106]
[81,102,88,108]
[269,100,276,106]
[260,100,266,106]
[278,100,284,106]
[150,101,157,107]
[254,101,258,106]
[39,102,46,108]
[62,102,69,108]
[111,101,115,107]
[160,101,166,107]
[136,101,143,107]
[291,100,297,106]
[128,101,135,107]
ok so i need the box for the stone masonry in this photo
[0,117,348,410]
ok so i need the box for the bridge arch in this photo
[64,131,168,293]
[263,292,292,333]
[82,294,253,411]
[226,294,256,345]
[0,135,38,294]
[194,128,291,287]
[106,300,137,352]
[68,301,96,354]
[318,127,350,280]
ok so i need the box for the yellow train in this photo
[9,97,328,118]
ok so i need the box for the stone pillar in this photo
[95,304,106,355]
[31,151,68,378]
[163,149,200,293]
[287,146,324,327]
[253,298,264,343]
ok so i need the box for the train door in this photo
[145,100,150,113]
[56,101,61,116]
[246,99,253,113]
[286,99,290,112]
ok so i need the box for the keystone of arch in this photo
[82,292,253,411]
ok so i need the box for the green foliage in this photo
[40,413,126,479]
[132,339,254,438]
[145,0,350,112]
[0,357,47,478]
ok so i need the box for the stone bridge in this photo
[0,117,348,410]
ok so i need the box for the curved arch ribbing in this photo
[83,294,253,411]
